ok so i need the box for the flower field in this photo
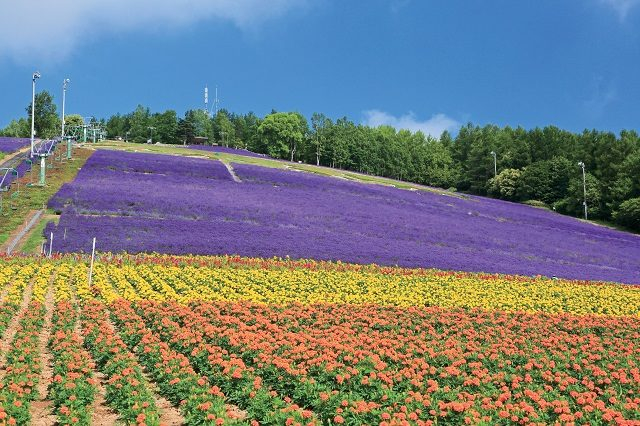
[0,255,639,425]
[0,138,30,155]
[44,150,640,283]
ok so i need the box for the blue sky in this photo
[1,0,639,136]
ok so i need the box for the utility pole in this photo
[578,162,588,220]
[61,78,70,138]
[31,71,41,157]
[490,151,497,178]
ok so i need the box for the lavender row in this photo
[0,137,30,154]
[0,159,30,189]
[45,150,640,283]
[48,150,232,216]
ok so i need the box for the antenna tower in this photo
[204,85,209,116]
[214,86,220,116]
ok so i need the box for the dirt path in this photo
[221,160,242,183]
[12,213,57,255]
[0,278,34,381]
[0,145,31,168]
[105,315,185,426]
[0,209,41,254]
[90,371,122,426]
[141,367,185,426]
[88,313,184,426]
[30,279,57,426]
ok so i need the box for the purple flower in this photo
[45,149,640,284]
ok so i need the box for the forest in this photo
[2,94,639,231]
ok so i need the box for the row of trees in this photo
[2,92,639,230]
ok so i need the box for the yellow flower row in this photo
[3,263,38,305]
[53,262,73,302]
[32,263,54,303]
[0,257,639,316]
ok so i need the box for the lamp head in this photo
[33,71,41,80]
[578,161,584,167]
[490,151,496,156]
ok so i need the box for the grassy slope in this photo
[20,215,59,254]
[0,148,92,247]
[90,140,464,197]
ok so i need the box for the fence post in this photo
[88,237,96,288]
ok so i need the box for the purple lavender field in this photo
[184,144,268,158]
[0,137,30,154]
[46,150,640,283]
[0,160,30,189]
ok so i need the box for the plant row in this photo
[80,300,161,425]
[108,299,245,425]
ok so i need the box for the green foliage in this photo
[517,157,572,204]
[555,173,602,218]
[153,110,180,144]
[0,118,30,137]
[64,114,84,130]
[612,197,640,231]
[26,91,60,139]
[213,110,236,147]
[522,200,549,209]
[257,112,308,161]
[128,105,151,143]
[487,168,521,201]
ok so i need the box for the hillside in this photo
[45,148,639,283]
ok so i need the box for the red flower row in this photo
[49,300,97,425]
[0,301,45,425]
[80,300,161,425]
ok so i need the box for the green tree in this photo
[0,118,30,137]
[106,114,126,139]
[487,168,522,201]
[64,114,85,129]
[26,91,60,139]
[213,110,236,147]
[154,110,180,144]
[129,105,151,143]
[311,112,331,166]
[612,198,640,231]
[555,173,602,218]
[257,112,307,161]
[517,157,572,204]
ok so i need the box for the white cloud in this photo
[362,110,459,137]
[0,0,307,63]
[599,0,640,20]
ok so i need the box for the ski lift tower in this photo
[29,140,57,187]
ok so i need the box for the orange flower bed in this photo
[128,300,640,425]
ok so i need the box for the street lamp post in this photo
[30,71,41,157]
[61,78,70,138]
[578,161,588,220]
[125,131,130,143]
[490,151,497,178]
[148,126,155,144]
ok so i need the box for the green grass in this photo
[0,149,91,247]
[589,218,638,234]
[20,213,58,254]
